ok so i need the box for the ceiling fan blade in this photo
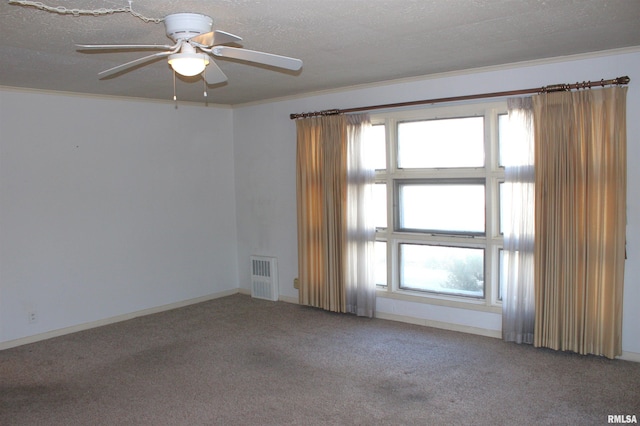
[212,46,302,71]
[98,51,172,79]
[203,60,228,85]
[190,30,243,47]
[77,43,178,51]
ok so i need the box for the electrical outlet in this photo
[28,310,38,324]
[293,278,299,289]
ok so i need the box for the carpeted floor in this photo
[1,294,638,425]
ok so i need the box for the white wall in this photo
[233,49,640,357]
[0,90,239,344]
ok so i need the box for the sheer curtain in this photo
[295,114,375,317]
[533,87,627,359]
[502,97,536,344]
[345,114,375,317]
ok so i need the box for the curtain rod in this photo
[289,75,630,120]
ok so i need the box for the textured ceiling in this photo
[1,0,639,105]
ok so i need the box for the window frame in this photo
[372,101,506,311]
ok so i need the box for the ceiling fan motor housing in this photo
[164,13,213,41]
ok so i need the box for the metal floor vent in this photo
[250,256,278,301]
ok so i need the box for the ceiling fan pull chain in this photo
[173,70,178,109]
[203,60,208,101]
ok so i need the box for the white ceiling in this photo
[1,0,639,105]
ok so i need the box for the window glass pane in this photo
[373,183,387,229]
[368,124,386,170]
[398,182,485,234]
[498,113,508,167]
[397,117,484,168]
[399,244,484,297]
[375,241,387,286]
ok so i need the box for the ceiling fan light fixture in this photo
[168,52,210,76]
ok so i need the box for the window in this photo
[396,180,485,234]
[400,243,484,298]
[370,102,505,308]
[397,117,485,168]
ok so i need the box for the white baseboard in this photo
[620,351,640,363]
[375,311,502,339]
[375,312,640,363]
[270,297,501,338]
[238,287,298,304]
[0,289,239,351]
[278,295,298,304]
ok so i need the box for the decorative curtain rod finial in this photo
[541,76,631,94]
[616,76,631,85]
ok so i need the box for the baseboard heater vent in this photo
[250,256,279,301]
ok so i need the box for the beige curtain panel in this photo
[295,114,375,316]
[533,87,627,359]
[296,115,348,312]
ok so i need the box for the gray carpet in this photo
[1,294,638,425]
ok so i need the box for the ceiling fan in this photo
[77,12,303,85]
